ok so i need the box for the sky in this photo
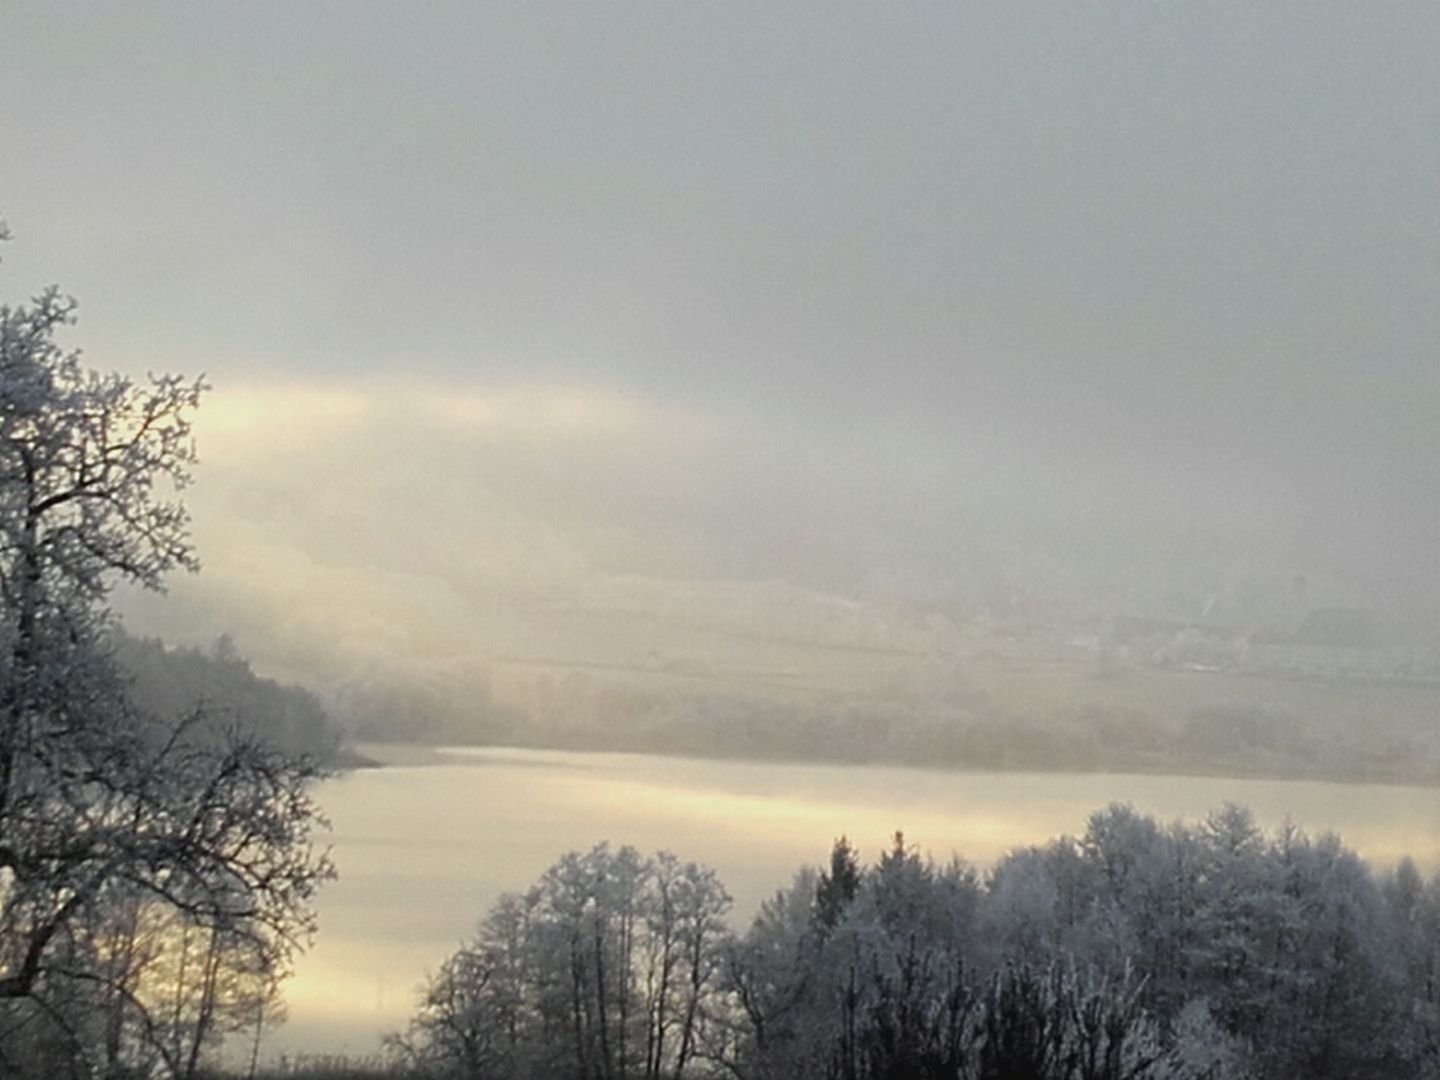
[2,2,1439,678]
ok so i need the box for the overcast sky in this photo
[3,3,1438,669]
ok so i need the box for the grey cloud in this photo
[6,1,1440,650]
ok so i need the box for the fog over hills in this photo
[10,7,1440,1077]
[4,2,1438,729]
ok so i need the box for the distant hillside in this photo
[114,632,344,764]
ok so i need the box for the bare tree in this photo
[398,845,732,1080]
[0,274,332,1075]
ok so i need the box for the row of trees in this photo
[0,246,332,1076]
[397,804,1440,1079]
[361,664,1440,788]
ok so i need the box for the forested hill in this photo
[114,632,344,764]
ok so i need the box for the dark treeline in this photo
[115,631,344,764]
[349,669,1440,787]
[624,695,1440,786]
[378,804,1440,1080]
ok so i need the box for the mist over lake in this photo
[268,746,1440,1061]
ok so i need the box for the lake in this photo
[262,746,1440,1062]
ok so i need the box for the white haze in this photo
[2,2,1438,686]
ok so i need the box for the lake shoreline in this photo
[348,738,1440,792]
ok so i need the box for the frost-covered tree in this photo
[724,867,824,1080]
[395,844,732,1080]
[406,812,1440,1080]
[727,833,1199,1080]
[815,836,862,933]
[0,263,331,1076]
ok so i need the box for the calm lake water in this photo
[263,746,1440,1061]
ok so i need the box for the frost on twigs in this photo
[0,286,207,600]
[0,272,331,1078]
